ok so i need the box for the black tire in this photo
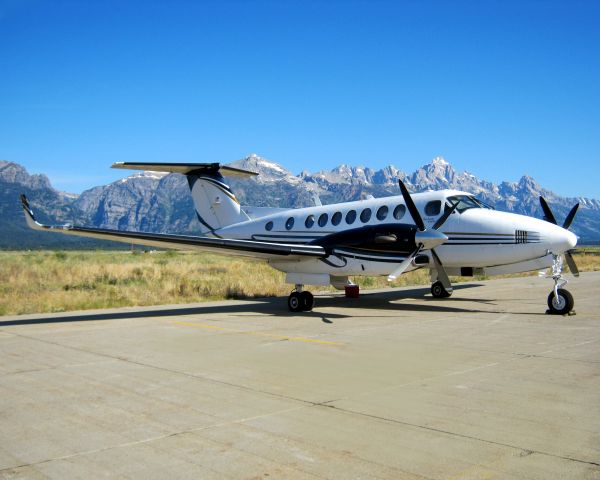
[300,291,314,311]
[288,292,302,312]
[547,288,574,315]
[431,281,452,298]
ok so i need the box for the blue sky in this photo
[1,0,599,198]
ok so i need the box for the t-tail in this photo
[112,162,257,234]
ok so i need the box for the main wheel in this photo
[547,288,574,315]
[300,291,314,311]
[431,281,452,298]
[288,291,302,312]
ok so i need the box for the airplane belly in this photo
[270,254,401,277]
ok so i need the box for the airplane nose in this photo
[548,225,578,253]
[566,230,578,249]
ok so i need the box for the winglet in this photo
[20,194,41,230]
[19,193,29,209]
[20,194,70,232]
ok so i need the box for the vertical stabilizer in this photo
[112,162,256,234]
[187,173,249,233]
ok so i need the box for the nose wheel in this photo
[546,254,575,315]
[431,281,452,298]
[288,285,314,312]
[547,288,574,315]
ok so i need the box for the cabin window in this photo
[425,201,441,216]
[285,217,295,230]
[376,205,388,221]
[265,221,273,231]
[331,211,342,226]
[360,208,372,223]
[305,215,315,228]
[318,213,328,227]
[393,204,406,220]
[345,210,357,224]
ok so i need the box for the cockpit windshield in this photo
[446,195,493,213]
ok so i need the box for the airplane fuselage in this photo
[217,189,577,281]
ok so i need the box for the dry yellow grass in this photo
[1,248,598,316]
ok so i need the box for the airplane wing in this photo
[20,195,326,260]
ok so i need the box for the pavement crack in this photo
[5,331,318,407]
[0,404,311,474]
[313,403,600,468]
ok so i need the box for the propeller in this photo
[564,251,579,277]
[563,203,579,230]
[539,196,558,225]
[388,181,455,291]
[539,196,580,277]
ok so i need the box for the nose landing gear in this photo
[546,254,575,315]
[288,285,314,312]
[431,281,452,298]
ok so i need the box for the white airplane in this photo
[20,162,580,314]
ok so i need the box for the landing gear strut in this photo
[288,285,314,312]
[431,281,452,298]
[546,254,575,315]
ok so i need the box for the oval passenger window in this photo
[360,208,372,223]
[345,210,357,224]
[425,201,441,216]
[331,212,342,226]
[376,205,388,221]
[318,213,328,227]
[393,205,406,220]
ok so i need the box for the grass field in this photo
[1,248,599,316]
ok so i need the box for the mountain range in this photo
[1,155,599,249]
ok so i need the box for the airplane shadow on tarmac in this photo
[1,283,521,327]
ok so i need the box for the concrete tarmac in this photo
[1,273,599,479]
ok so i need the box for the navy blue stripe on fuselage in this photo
[244,229,542,252]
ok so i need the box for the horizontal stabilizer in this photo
[111,162,258,177]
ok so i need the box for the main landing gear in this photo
[546,254,575,315]
[288,285,314,312]
[431,281,452,298]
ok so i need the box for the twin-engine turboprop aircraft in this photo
[21,162,580,314]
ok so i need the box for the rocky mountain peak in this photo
[518,175,541,192]
[229,154,298,183]
[0,160,52,190]
[410,156,457,190]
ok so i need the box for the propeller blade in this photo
[564,251,580,277]
[388,247,421,281]
[563,203,579,230]
[539,196,557,225]
[431,249,453,292]
[432,201,459,230]
[398,180,425,231]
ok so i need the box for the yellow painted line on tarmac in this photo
[173,321,344,346]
